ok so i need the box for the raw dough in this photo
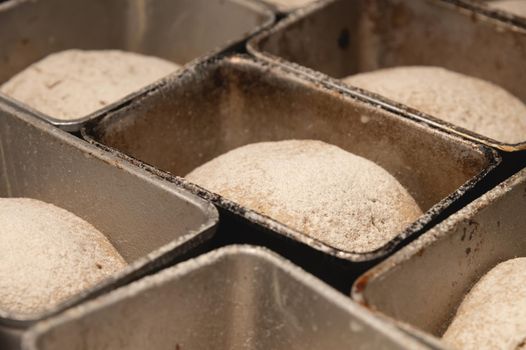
[0,49,179,120]
[264,0,318,11]
[0,198,127,316]
[443,258,526,350]
[343,66,526,144]
[489,1,526,17]
[186,140,422,253]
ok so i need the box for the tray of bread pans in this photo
[248,0,526,152]
[352,166,526,349]
[81,54,500,293]
[0,100,218,348]
[0,0,274,131]
[21,246,445,350]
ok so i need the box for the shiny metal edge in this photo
[21,245,434,350]
[0,100,220,326]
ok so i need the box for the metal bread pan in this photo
[0,100,218,348]
[352,166,526,346]
[21,245,436,350]
[0,0,274,131]
[248,0,526,151]
[82,55,499,289]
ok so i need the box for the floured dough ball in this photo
[0,49,179,120]
[443,258,526,350]
[343,66,526,144]
[186,140,422,253]
[264,0,318,11]
[489,1,526,17]
[0,198,127,316]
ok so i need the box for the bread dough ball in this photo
[489,1,526,17]
[343,66,526,144]
[0,49,179,120]
[443,258,526,350]
[0,198,127,316]
[264,0,318,11]
[186,140,422,253]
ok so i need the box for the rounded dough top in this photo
[0,49,179,120]
[264,0,318,11]
[0,198,127,316]
[443,257,526,350]
[186,140,422,253]
[343,66,526,144]
[489,1,526,17]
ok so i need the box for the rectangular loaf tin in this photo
[0,99,218,348]
[352,166,526,348]
[21,245,437,350]
[82,55,500,291]
[248,0,526,151]
[0,0,274,131]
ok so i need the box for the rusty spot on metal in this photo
[354,274,369,294]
